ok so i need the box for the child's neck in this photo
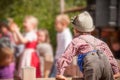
[25,29,34,33]
[74,33,91,38]
[63,26,68,30]
[60,27,68,33]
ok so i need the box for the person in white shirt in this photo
[49,14,72,77]
[55,27,72,59]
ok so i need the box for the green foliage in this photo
[0,0,86,52]
[65,0,86,9]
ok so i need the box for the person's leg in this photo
[40,57,44,77]
[44,61,53,77]
[49,60,57,77]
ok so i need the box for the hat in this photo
[71,11,95,32]
[0,37,14,52]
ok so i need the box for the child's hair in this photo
[56,14,70,26]
[0,22,9,33]
[37,28,50,43]
[0,47,14,66]
[7,18,14,25]
[24,16,38,29]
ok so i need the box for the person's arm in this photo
[15,30,28,44]
[56,40,79,80]
[56,40,78,75]
[44,44,54,62]
[10,24,28,44]
[12,32,20,44]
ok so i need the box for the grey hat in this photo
[71,11,95,32]
[0,37,14,52]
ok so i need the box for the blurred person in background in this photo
[0,35,15,79]
[8,18,25,58]
[111,41,120,59]
[0,21,16,56]
[10,16,41,79]
[37,28,53,77]
[0,21,13,42]
[8,20,25,80]
[49,14,72,77]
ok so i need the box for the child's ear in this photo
[76,29,81,33]
[73,28,77,32]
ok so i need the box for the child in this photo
[56,11,120,80]
[11,16,41,78]
[55,14,72,59]
[49,14,72,77]
[37,29,53,77]
[0,37,15,79]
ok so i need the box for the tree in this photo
[0,0,86,52]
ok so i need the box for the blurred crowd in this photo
[0,14,77,80]
[0,13,120,80]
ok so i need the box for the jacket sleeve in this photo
[56,41,78,75]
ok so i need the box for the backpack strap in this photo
[79,36,97,50]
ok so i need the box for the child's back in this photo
[56,11,119,80]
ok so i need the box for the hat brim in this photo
[72,24,95,32]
